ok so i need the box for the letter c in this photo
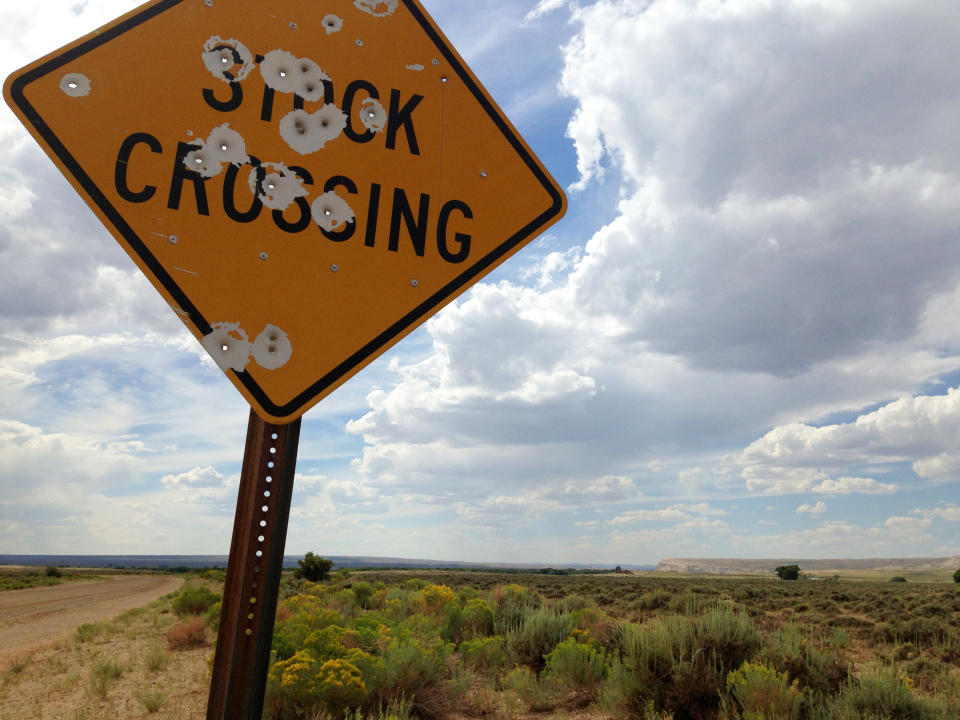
[115,132,162,203]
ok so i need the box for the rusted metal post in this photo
[207,409,301,720]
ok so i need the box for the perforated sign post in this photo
[5,1,565,717]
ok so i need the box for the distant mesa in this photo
[656,557,960,576]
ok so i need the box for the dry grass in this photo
[0,584,214,719]
[165,617,209,651]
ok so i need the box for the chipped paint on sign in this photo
[405,64,424,71]
[353,0,398,17]
[59,73,90,97]
[248,162,308,211]
[260,50,329,100]
[202,322,252,372]
[202,37,255,83]
[183,123,247,178]
[358,98,386,133]
[321,15,343,34]
[252,325,293,369]
[311,191,355,232]
[279,106,347,154]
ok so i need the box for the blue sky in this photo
[1,0,959,564]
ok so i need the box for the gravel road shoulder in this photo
[0,575,183,665]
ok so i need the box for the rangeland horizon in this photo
[2,560,959,718]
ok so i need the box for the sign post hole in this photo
[207,410,300,720]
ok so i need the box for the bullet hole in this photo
[432,58,440,66]
[204,0,213,6]
[202,37,254,83]
[259,252,269,260]
[289,22,297,29]
[480,170,488,178]
[311,191,355,232]
[247,161,308,211]
[279,106,347,154]
[353,0,398,17]
[169,235,178,244]
[410,279,419,287]
[260,50,329,98]
[358,98,386,133]
[183,123,248,178]
[330,264,339,272]
[322,14,343,34]
[201,322,252,372]
[252,324,293,370]
[59,73,90,97]
[355,39,364,46]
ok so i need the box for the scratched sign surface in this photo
[4,0,566,423]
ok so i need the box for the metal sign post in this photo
[207,410,300,720]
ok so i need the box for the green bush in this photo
[381,638,453,703]
[890,576,908,583]
[725,661,805,720]
[205,600,222,631]
[776,565,801,581]
[45,566,61,577]
[543,636,608,695]
[836,670,948,719]
[504,666,558,712]
[172,585,220,616]
[635,590,671,611]
[459,636,507,671]
[608,608,761,719]
[461,598,494,638]
[695,607,761,673]
[492,584,543,635]
[294,552,333,582]
[761,624,849,696]
[953,569,959,584]
[351,581,376,609]
[440,603,463,643]
[505,606,574,670]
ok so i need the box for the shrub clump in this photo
[836,670,948,720]
[165,617,208,650]
[725,661,805,719]
[543,635,608,696]
[172,585,220,616]
[294,552,333,582]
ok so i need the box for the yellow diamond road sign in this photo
[4,0,566,423]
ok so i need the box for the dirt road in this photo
[0,575,183,664]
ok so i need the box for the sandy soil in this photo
[0,575,183,665]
